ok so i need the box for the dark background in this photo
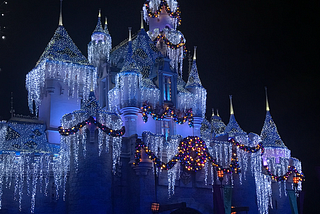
[0,0,319,212]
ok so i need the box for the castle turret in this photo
[88,11,112,108]
[185,47,206,136]
[25,3,96,144]
[109,28,142,137]
[223,95,246,137]
[143,0,185,75]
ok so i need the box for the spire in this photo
[104,17,110,34]
[229,95,234,115]
[217,109,220,117]
[211,108,215,117]
[59,0,63,26]
[10,92,15,118]
[260,89,287,148]
[92,9,104,35]
[140,11,144,29]
[224,95,246,137]
[193,46,197,61]
[120,27,139,73]
[185,46,203,88]
[128,27,132,41]
[265,87,270,112]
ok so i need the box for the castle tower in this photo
[88,11,112,109]
[25,3,96,144]
[260,90,296,214]
[109,28,142,137]
[142,0,185,75]
[185,47,207,136]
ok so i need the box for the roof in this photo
[0,121,59,154]
[211,115,226,136]
[185,60,203,88]
[36,25,90,66]
[92,16,104,35]
[260,111,287,148]
[110,28,161,78]
[224,114,247,137]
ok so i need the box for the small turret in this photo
[88,11,112,108]
[185,46,207,118]
[224,95,246,137]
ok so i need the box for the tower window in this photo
[161,120,171,140]
[163,75,172,102]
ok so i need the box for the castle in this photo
[0,0,303,213]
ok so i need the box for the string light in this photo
[141,102,194,127]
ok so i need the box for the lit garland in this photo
[144,0,181,25]
[58,116,125,137]
[263,165,305,182]
[141,102,193,127]
[156,33,186,50]
[134,136,240,173]
[228,137,264,155]
[134,136,304,184]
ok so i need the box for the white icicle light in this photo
[26,61,96,114]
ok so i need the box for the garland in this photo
[263,165,305,182]
[141,102,193,127]
[134,136,304,183]
[156,33,186,50]
[228,137,264,155]
[58,116,125,137]
[134,136,240,173]
[144,0,181,25]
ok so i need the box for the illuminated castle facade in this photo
[0,1,303,214]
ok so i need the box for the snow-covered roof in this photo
[260,111,287,148]
[36,25,90,66]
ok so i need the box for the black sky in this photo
[0,0,319,212]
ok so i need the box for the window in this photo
[163,75,172,102]
[161,120,170,140]
[101,78,106,108]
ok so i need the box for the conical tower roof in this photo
[120,28,140,74]
[110,28,161,78]
[224,96,246,137]
[92,10,104,35]
[260,91,287,148]
[36,25,90,66]
[104,17,110,35]
[185,47,203,88]
[211,109,226,136]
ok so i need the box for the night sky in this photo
[0,0,319,212]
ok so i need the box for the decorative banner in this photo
[58,116,125,137]
[287,190,299,214]
[224,186,233,214]
[141,102,193,127]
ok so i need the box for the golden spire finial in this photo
[98,9,101,18]
[229,95,234,115]
[265,87,270,111]
[128,27,132,41]
[193,46,197,60]
[105,17,108,25]
[211,108,215,117]
[59,0,63,26]
[217,109,220,117]
[140,11,144,29]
